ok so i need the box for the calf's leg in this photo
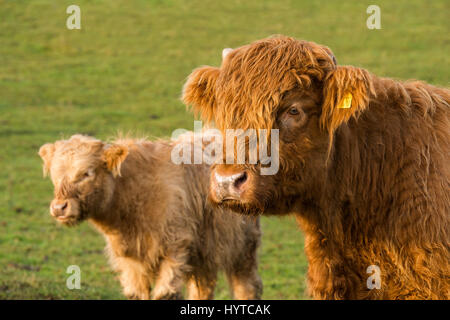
[186,274,217,300]
[116,257,151,300]
[152,257,185,300]
[227,266,262,300]
[227,243,263,299]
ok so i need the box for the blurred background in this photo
[0,0,448,299]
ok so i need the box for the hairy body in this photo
[39,134,262,300]
[183,36,450,299]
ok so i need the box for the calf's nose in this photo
[51,200,68,217]
[212,170,248,200]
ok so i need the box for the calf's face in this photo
[183,36,372,215]
[39,135,128,225]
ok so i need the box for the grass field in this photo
[0,0,448,299]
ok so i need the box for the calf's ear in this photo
[102,145,129,177]
[182,66,220,124]
[39,143,56,177]
[320,66,375,138]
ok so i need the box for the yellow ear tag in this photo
[338,92,352,109]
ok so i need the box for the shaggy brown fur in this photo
[39,134,262,300]
[182,36,450,299]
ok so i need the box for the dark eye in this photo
[82,169,94,179]
[288,107,300,115]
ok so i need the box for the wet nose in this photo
[212,170,248,200]
[51,200,68,217]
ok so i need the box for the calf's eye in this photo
[82,169,94,179]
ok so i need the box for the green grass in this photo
[0,0,448,299]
